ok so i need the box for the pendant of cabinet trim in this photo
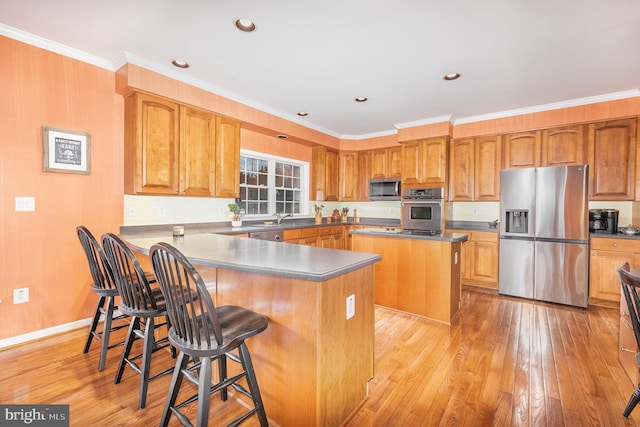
[124,91,240,197]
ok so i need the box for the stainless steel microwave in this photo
[369,178,401,200]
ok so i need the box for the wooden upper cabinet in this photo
[388,146,403,178]
[180,105,216,197]
[214,115,241,198]
[338,151,359,201]
[449,135,501,202]
[124,91,241,197]
[588,118,637,200]
[125,91,180,195]
[541,125,587,166]
[474,135,501,201]
[503,130,541,169]
[448,138,474,201]
[357,150,371,201]
[402,137,448,185]
[370,148,388,178]
[370,147,401,179]
[312,146,338,201]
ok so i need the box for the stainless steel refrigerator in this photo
[498,164,589,308]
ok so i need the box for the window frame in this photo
[239,149,310,218]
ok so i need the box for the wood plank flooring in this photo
[1,287,639,426]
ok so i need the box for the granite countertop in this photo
[120,217,401,237]
[349,228,469,243]
[123,232,381,282]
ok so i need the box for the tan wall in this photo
[3,32,640,342]
[0,36,123,340]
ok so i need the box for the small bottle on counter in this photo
[354,209,359,223]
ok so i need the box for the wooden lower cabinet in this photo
[352,233,461,324]
[283,225,345,249]
[589,236,640,386]
[453,230,499,289]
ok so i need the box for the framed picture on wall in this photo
[42,126,91,174]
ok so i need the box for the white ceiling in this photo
[1,0,640,139]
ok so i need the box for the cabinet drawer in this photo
[319,226,342,235]
[301,227,320,238]
[471,231,498,243]
[591,237,640,252]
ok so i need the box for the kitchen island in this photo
[350,228,468,324]
[123,232,381,427]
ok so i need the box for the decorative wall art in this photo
[43,126,91,174]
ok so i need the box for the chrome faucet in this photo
[274,212,293,224]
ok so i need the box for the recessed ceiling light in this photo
[171,59,189,69]
[443,73,461,81]
[276,134,288,139]
[235,18,256,32]
[297,112,308,117]
[354,97,368,102]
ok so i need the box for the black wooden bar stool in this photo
[102,233,175,409]
[150,242,269,427]
[76,226,129,371]
[618,262,640,418]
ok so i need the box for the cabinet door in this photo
[475,135,502,201]
[588,118,637,200]
[332,231,345,250]
[401,140,423,185]
[388,146,403,178]
[471,240,499,284]
[503,130,542,169]
[371,148,388,178]
[357,151,371,201]
[589,249,633,301]
[449,139,474,201]
[311,147,338,201]
[215,116,240,198]
[180,105,216,196]
[339,151,359,201]
[324,150,339,201]
[125,92,180,195]
[423,137,447,184]
[541,125,587,166]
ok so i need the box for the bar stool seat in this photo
[150,241,269,427]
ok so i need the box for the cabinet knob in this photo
[621,346,636,353]
[613,243,618,247]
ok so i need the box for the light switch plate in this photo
[15,197,35,212]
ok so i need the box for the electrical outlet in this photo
[128,206,137,217]
[472,208,479,217]
[346,294,355,320]
[158,205,166,216]
[13,287,29,304]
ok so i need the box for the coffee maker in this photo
[589,209,619,234]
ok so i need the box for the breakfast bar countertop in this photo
[122,232,381,282]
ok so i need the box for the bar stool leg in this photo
[239,343,268,426]
[160,352,189,427]
[138,316,155,409]
[196,356,212,427]
[84,295,106,354]
[97,296,116,371]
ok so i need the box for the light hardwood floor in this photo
[1,287,639,426]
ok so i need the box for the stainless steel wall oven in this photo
[401,186,444,232]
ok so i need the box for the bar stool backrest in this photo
[76,226,116,292]
[150,242,224,352]
[102,233,159,315]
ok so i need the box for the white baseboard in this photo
[0,318,91,350]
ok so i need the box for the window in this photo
[239,150,309,217]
